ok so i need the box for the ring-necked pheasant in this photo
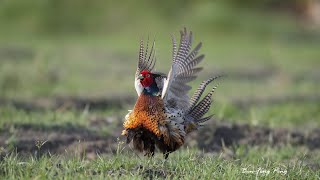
[122,28,220,158]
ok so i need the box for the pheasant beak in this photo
[138,74,144,80]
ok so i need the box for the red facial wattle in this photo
[141,77,153,87]
[140,70,154,87]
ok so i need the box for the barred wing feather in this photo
[161,28,204,110]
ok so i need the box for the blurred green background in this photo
[1,2,320,178]
[0,0,319,127]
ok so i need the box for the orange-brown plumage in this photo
[122,28,220,158]
[123,93,165,137]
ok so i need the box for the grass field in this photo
[0,1,320,179]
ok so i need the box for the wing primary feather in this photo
[188,54,204,68]
[176,76,197,83]
[161,28,204,103]
[174,33,202,75]
[186,42,202,63]
[176,28,191,64]
[189,31,193,48]
[180,67,203,77]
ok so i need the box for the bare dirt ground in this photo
[0,113,319,160]
[0,121,119,160]
[198,122,320,151]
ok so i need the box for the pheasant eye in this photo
[146,74,150,78]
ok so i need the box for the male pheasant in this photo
[122,28,220,158]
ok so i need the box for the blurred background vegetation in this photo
[0,0,319,35]
[0,2,320,178]
[0,0,319,127]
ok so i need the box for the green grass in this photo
[0,147,319,179]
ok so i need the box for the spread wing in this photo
[161,28,204,110]
[134,38,157,95]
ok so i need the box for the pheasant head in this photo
[138,70,162,96]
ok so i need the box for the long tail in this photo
[184,75,221,133]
